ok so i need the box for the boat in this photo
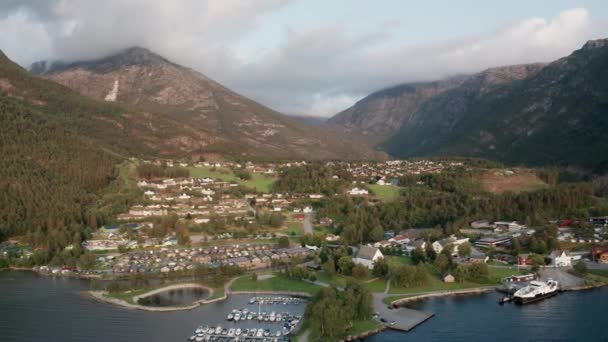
[228,328,235,336]
[234,312,241,321]
[276,313,282,322]
[221,328,228,335]
[269,311,276,322]
[247,313,253,320]
[513,279,559,304]
[235,328,241,336]
[264,329,271,337]
[256,329,264,337]
[249,298,255,304]
[195,326,203,334]
[214,326,222,335]
[195,336,203,342]
[226,313,234,321]
[276,330,282,337]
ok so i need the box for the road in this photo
[303,213,313,234]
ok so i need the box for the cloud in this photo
[0,3,606,117]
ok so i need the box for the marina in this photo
[188,297,305,341]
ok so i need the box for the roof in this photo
[356,246,380,260]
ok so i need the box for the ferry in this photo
[513,279,559,304]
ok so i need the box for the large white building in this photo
[353,246,384,269]
[550,250,572,267]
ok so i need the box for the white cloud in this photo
[0,4,606,117]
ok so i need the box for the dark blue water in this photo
[0,271,304,342]
[367,289,608,342]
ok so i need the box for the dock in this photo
[372,294,434,332]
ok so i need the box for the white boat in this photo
[228,328,235,336]
[513,279,559,304]
[269,312,276,322]
[275,330,282,337]
[235,328,242,336]
[276,313,282,322]
[247,313,253,320]
[226,313,234,321]
[214,326,222,335]
[195,326,203,334]
[195,336,203,342]
[234,313,241,321]
[256,329,264,337]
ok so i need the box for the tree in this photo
[573,260,588,276]
[251,273,258,282]
[352,264,369,280]
[370,225,384,242]
[434,253,450,274]
[372,257,389,278]
[458,242,472,258]
[324,257,336,275]
[277,236,290,248]
[411,247,427,264]
[337,256,354,275]
[78,251,96,270]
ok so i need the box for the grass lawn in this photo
[189,166,236,181]
[347,319,383,336]
[367,278,388,293]
[238,173,275,193]
[386,255,412,267]
[106,288,150,304]
[487,266,526,281]
[285,222,304,236]
[589,269,608,278]
[368,184,401,201]
[314,272,349,287]
[230,273,322,295]
[189,166,274,192]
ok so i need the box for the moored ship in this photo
[513,279,559,304]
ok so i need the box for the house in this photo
[353,246,384,269]
[592,244,608,263]
[404,240,426,253]
[470,219,493,229]
[432,236,469,256]
[549,250,572,267]
[474,235,512,248]
[348,187,369,195]
[442,274,455,283]
[517,253,532,266]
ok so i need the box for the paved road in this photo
[303,213,313,234]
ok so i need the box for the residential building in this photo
[353,246,384,269]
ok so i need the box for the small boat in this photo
[269,312,276,322]
[204,336,210,342]
[221,328,228,335]
[256,329,264,337]
[264,329,270,337]
[275,330,282,337]
[195,336,203,342]
[195,326,203,334]
[189,335,196,341]
[247,313,253,320]
[234,313,241,321]
[228,328,235,336]
[249,298,255,304]
[214,326,222,335]
[226,313,234,321]
[276,313,282,322]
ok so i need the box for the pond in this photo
[137,287,210,307]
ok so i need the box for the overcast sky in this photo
[1,0,607,117]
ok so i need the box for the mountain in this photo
[328,76,467,143]
[381,39,608,171]
[292,115,328,127]
[0,49,170,251]
[329,64,545,144]
[32,47,383,161]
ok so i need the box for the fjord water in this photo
[2,271,607,342]
[0,271,305,342]
[368,287,608,342]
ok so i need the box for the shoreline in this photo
[88,283,216,312]
[389,286,494,306]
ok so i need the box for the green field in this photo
[367,278,388,293]
[285,222,304,236]
[385,255,412,267]
[188,166,274,192]
[230,273,322,295]
[347,319,383,336]
[368,184,402,201]
[106,288,150,304]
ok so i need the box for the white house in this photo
[178,193,191,200]
[432,236,469,256]
[549,250,572,267]
[353,246,384,269]
[303,206,313,214]
[348,187,369,195]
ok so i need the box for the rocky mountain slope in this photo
[32,47,382,161]
[328,76,467,143]
[381,39,608,171]
[329,64,545,144]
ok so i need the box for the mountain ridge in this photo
[31,47,384,161]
